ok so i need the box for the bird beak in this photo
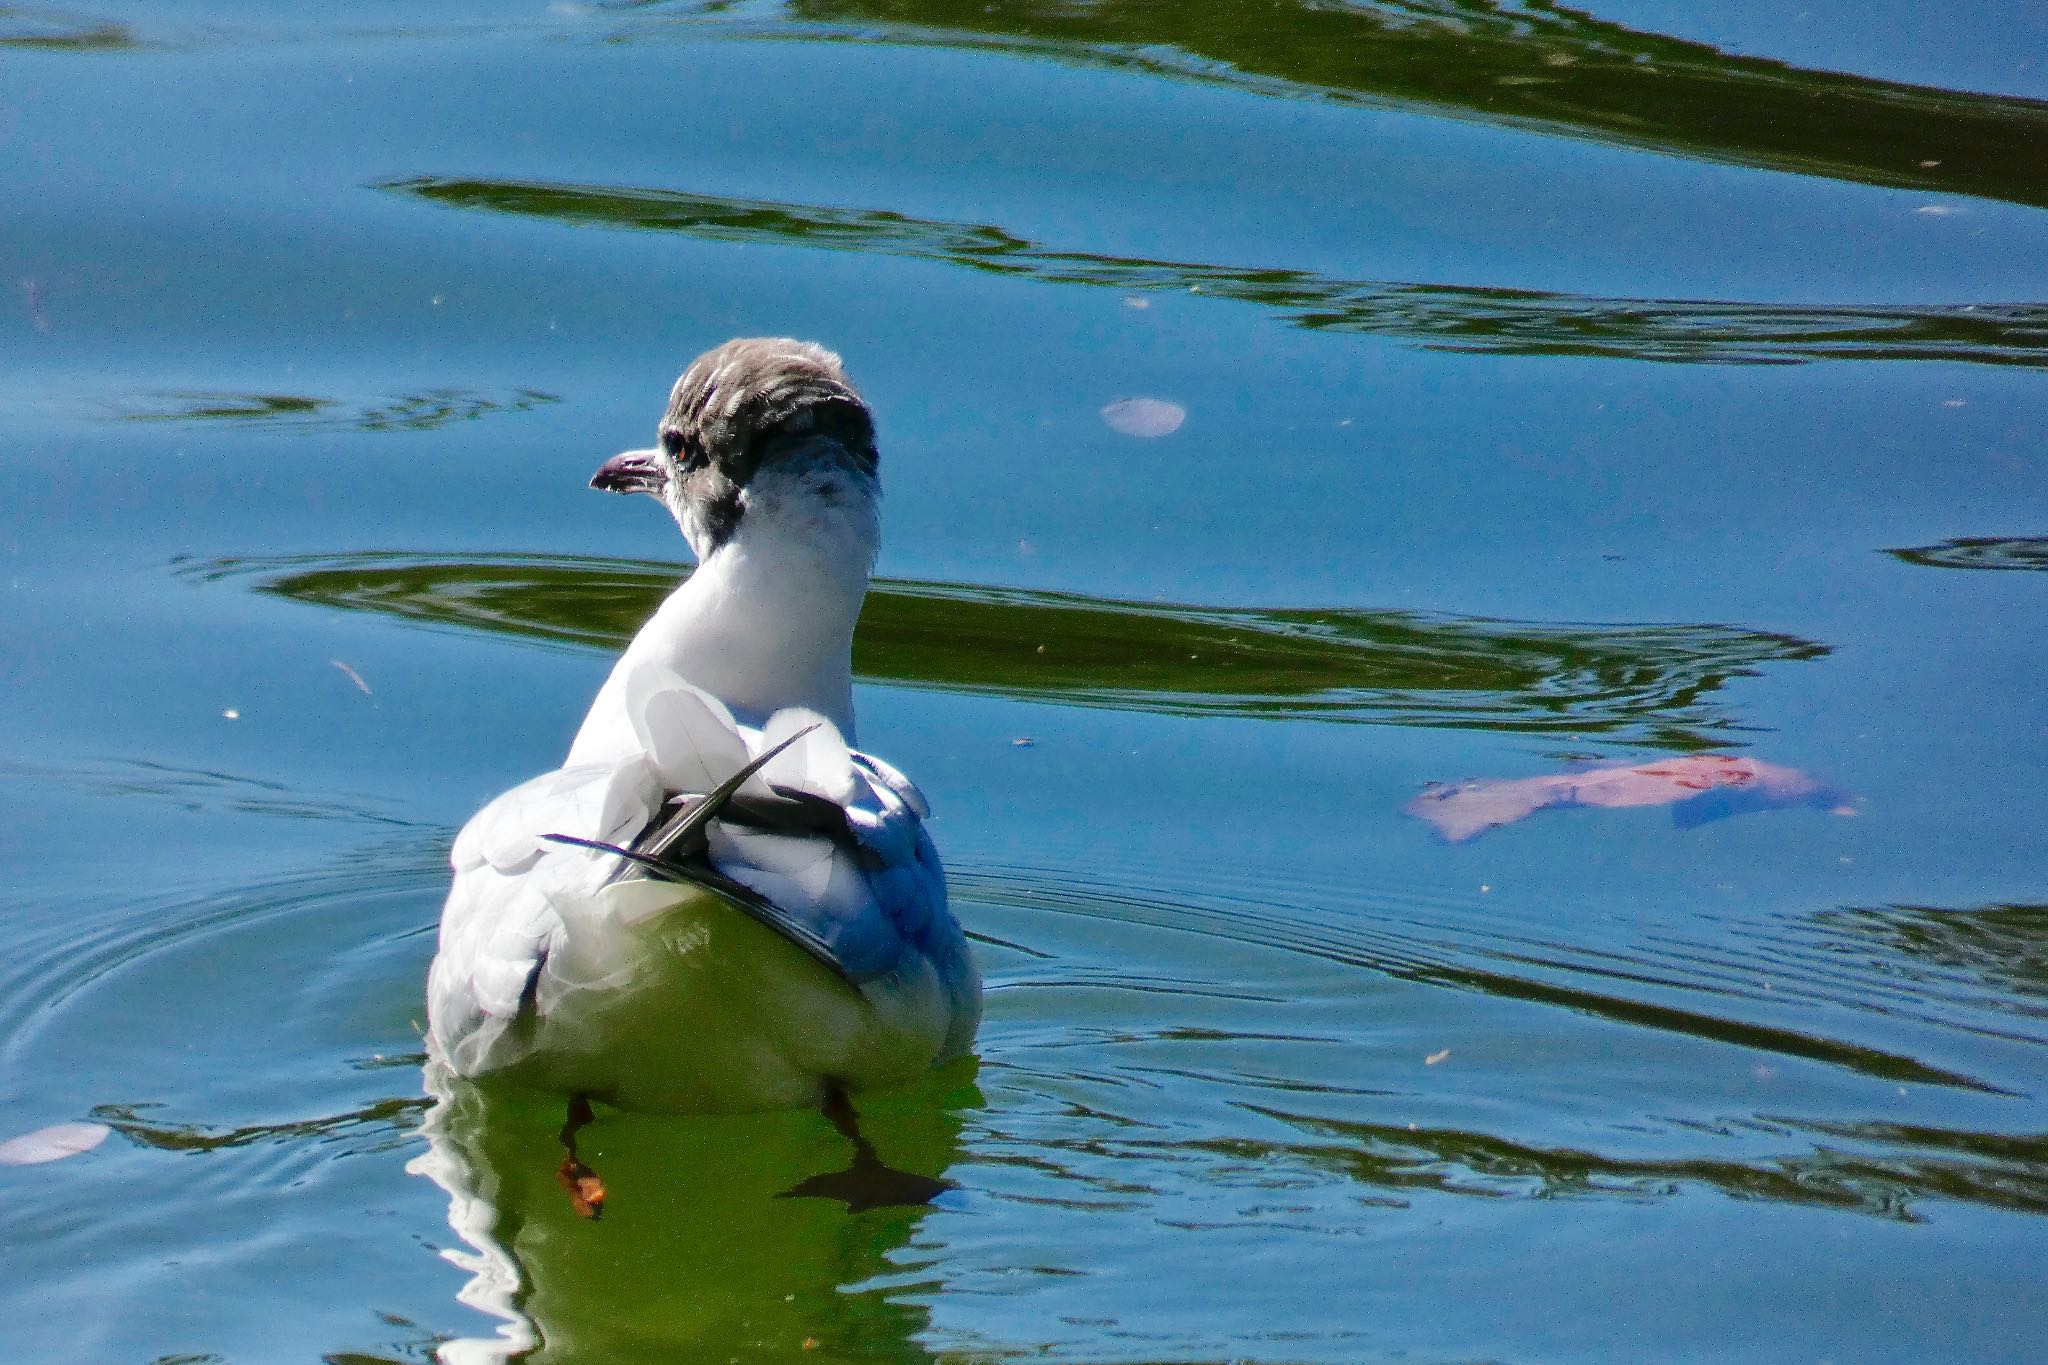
[591,448,666,496]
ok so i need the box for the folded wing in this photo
[427,676,955,1079]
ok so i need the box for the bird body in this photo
[426,340,979,1112]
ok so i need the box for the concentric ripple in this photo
[950,857,2048,1228]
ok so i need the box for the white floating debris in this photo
[1100,397,1186,438]
[0,1121,111,1165]
[222,708,241,720]
[330,659,372,695]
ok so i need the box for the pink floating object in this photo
[1100,397,1186,438]
[1405,755,1850,844]
[0,1121,112,1166]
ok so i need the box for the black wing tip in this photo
[539,833,860,989]
[540,832,683,880]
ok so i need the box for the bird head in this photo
[593,338,879,563]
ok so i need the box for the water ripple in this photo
[952,860,2048,1226]
[961,862,2043,1087]
[383,173,2048,369]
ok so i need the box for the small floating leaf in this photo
[0,1122,111,1165]
[1100,397,1186,437]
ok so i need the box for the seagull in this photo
[425,339,981,1122]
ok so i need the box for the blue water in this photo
[3,3,2045,1361]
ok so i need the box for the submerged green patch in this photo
[191,550,1824,750]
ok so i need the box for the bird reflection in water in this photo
[410,1059,976,1363]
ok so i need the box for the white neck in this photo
[567,456,877,762]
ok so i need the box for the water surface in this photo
[3,2,2045,1361]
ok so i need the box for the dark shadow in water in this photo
[1887,536,2048,573]
[189,551,1827,751]
[95,1094,429,1157]
[778,1087,960,1211]
[772,0,2048,213]
[411,1061,973,1363]
[111,388,559,433]
[1208,1103,2048,1224]
[382,175,2048,370]
[1819,902,2048,1014]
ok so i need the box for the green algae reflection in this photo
[382,176,2048,370]
[111,386,559,433]
[193,552,1824,751]
[785,0,2048,213]
[1887,536,2048,573]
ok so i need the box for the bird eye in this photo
[659,428,685,459]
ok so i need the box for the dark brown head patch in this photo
[661,338,876,488]
[648,338,880,554]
